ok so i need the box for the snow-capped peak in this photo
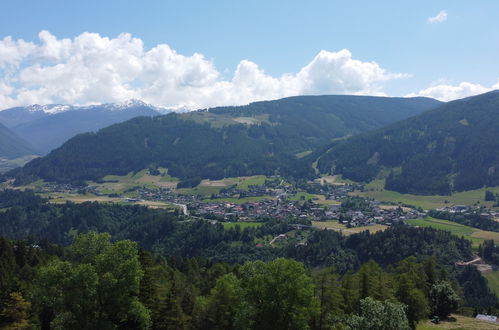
[26,104,72,114]
[19,99,174,115]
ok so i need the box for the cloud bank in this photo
[407,80,499,102]
[0,31,408,110]
[427,10,448,24]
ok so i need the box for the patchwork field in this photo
[311,220,388,235]
[406,217,499,248]
[48,194,179,210]
[178,175,269,197]
[354,180,499,210]
[95,168,179,194]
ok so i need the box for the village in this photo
[38,178,427,227]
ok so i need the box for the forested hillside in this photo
[0,123,38,158]
[317,90,499,194]
[5,95,440,185]
[0,102,161,154]
[0,190,497,329]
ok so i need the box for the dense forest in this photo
[0,231,496,330]
[316,91,499,194]
[3,95,439,185]
[0,189,497,330]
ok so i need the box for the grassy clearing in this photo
[222,222,263,230]
[237,175,267,190]
[48,194,177,209]
[485,271,499,296]
[354,180,499,210]
[181,112,270,128]
[180,176,268,197]
[417,314,499,329]
[405,217,499,248]
[95,168,179,194]
[311,220,388,235]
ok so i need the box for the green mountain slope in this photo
[0,122,38,158]
[316,90,499,194]
[7,95,440,184]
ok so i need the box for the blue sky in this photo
[0,0,498,109]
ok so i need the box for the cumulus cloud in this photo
[406,80,499,101]
[427,10,448,24]
[0,31,407,110]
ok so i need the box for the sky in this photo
[0,0,498,110]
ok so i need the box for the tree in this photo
[35,232,151,329]
[311,267,344,330]
[429,281,460,318]
[396,275,429,329]
[347,297,409,330]
[238,258,319,330]
[485,190,496,201]
[206,273,243,330]
[0,292,31,330]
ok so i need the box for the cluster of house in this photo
[189,199,327,221]
[436,205,499,220]
[40,183,100,195]
[326,202,426,227]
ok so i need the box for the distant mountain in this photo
[7,95,441,185]
[316,90,499,195]
[0,122,38,159]
[0,100,163,153]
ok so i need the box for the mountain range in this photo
[5,95,440,185]
[316,90,499,194]
[0,100,164,155]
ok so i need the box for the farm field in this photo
[178,175,269,197]
[311,220,388,235]
[406,217,499,248]
[49,193,178,210]
[354,180,499,210]
[95,168,179,194]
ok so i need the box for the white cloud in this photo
[0,31,407,110]
[406,80,499,101]
[428,10,448,24]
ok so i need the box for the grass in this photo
[94,168,179,194]
[354,179,499,210]
[222,222,263,230]
[405,217,499,248]
[237,175,267,190]
[48,193,177,210]
[181,112,270,128]
[178,175,268,197]
[485,271,499,296]
[417,314,499,329]
[311,220,388,235]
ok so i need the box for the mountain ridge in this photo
[316,90,499,194]
[0,101,166,154]
[5,94,441,185]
